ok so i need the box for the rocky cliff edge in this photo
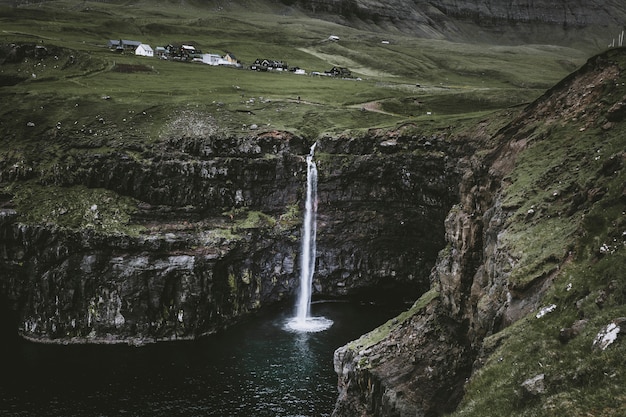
[0,112,467,345]
[331,48,626,417]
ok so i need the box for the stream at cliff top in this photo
[0,301,401,417]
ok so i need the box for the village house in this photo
[167,44,202,61]
[155,46,167,58]
[250,58,288,71]
[182,44,198,56]
[108,39,141,53]
[325,66,352,77]
[222,52,241,67]
[202,53,225,66]
[135,44,154,57]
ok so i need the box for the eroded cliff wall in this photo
[331,48,626,417]
[0,126,465,344]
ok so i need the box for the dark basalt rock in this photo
[0,128,466,345]
[330,47,626,417]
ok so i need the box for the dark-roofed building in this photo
[250,58,288,71]
[108,39,142,52]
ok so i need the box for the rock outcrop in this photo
[0,125,465,344]
[331,48,626,416]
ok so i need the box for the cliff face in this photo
[315,131,467,299]
[288,0,626,44]
[331,48,626,416]
[431,0,620,26]
[0,125,465,344]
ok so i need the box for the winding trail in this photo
[348,100,401,116]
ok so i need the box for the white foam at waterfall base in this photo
[284,316,334,333]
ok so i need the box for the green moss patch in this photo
[453,250,626,417]
[8,182,143,235]
[347,287,439,352]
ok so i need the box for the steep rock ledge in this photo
[331,137,502,417]
[331,48,626,416]
[0,126,466,344]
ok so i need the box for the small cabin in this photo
[155,46,167,58]
[325,66,352,77]
[223,52,241,67]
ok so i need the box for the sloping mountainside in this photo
[332,48,626,417]
[2,0,626,47]
[287,0,626,47]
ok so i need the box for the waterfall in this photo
[295,143,318,321]
[285,143,333,333]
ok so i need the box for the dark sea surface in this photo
[0,301,401,417]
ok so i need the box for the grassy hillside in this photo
[0,0,591,139]
[0,0,602,255]
[0,0,591,235]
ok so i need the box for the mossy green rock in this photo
[331,48,626,417]
[0,123,461,344]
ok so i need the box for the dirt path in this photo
[348,100,399,116]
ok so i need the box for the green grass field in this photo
[0,0,591,141]
[0,0,597,234]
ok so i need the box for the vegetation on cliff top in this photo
[0,0,589,233]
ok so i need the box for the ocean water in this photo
[0,301,400,417]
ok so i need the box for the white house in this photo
[202,53,226,66]
[135,44,154,57]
